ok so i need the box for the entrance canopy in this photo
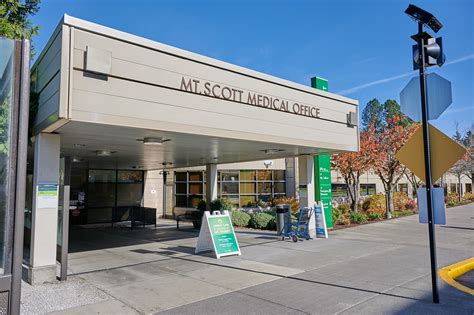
[32,15,359,169]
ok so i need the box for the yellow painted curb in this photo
[438,257,474,296]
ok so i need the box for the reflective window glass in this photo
[258,182,272,194]
[221,171,239,182]
[189,183,203,195]
[240,182,256,194]
[273,170,285,181]
[222,182,238,194]
[240,170,256,181]
[274,182,285,194]
[88,170,116,183]
[257,170,272,181]
[118,170,143,183]
[189,172,203,182]
[175,183,186,194]
[175,172,187,182]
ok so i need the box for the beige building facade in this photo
[27,15,359,284]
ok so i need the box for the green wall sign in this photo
[311,77,333,228]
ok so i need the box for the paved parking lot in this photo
[21,204,473,314]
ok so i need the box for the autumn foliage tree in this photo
[373,116,418,218]
[331,124,377,212]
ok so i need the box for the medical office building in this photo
[24,14,362,284]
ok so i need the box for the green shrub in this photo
[337,203,350,213]
[230,210,251,227]
[249,212,274,230]
[367,212,382,221]
[362,194,386,212]
[332,207,344,225]
[210,198,234,211]
[267,218,277,231]
[197,200,207,212]
[464,192,474,201]
[349,212,367,224]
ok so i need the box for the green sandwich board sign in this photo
[195,210,241,258]
[311,77,333,229]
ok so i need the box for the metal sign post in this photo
[417,22,439,304]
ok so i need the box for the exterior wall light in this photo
[95,150,115,156]
[141,137,170,145]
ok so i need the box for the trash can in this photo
[276,204,291,235]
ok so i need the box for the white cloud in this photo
[337,54,474,96]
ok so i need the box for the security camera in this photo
[264,160,274,168]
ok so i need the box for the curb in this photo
[438,257,474,296]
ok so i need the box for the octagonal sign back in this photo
[400,73,452,122]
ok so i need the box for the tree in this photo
[373,116,418,218]
[361,98,411,132]
[449,129,472,201]
[405,169,421,198]
[331,124,377,212]
[0,0,40,39]
[361,99,383,132]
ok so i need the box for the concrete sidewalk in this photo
[21,204,474,314]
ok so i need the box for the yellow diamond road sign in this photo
[395,124,467,183]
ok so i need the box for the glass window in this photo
[189,182,203,195]
[240,170,256,181]
[274,182,286,194]
[240,182,256,194]
[0,38,14,274]
[189,172,203,182]
[257,170,272,181]
[117,184,142,206]
[118,170,143,183]
[175,172,187,182]
[88,170,116,183]
[87,183,116,207]
[466,183,472,193]
[240,195,256,207]
[175,195,187,207]
[273,170,285,181]
[175,183,186,194]
[397,183,408,193]
[258,182,272,194]
[332,184,348,197]
[450,183,457,193]
[222,182,238,194]
[221,171,239,182]
[360,184,376,196]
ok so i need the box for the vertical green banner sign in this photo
[311,77,333,228]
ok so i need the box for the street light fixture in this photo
[405,4,443,33]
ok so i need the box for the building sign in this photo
[314,155,333,228]
[195,210,241,258]
[311,77,334,229]
[315,202,328,238]
[36,183,59,209]
[180,76,321,119]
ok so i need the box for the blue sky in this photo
[31,0,473,137]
